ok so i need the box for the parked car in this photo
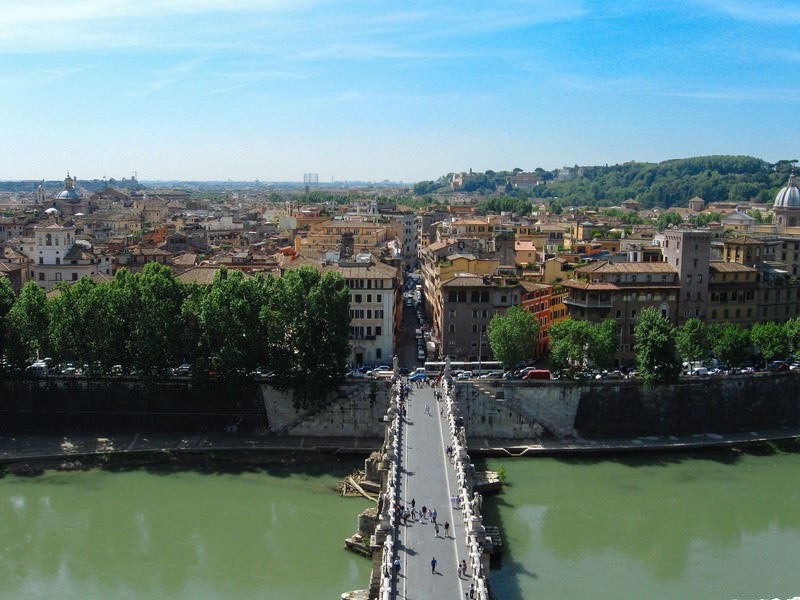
[689,367,709,377]
[522,369,552,380]
[172,363,191,376]
[408,371,427,382]
[479,370,504,379]
[26,361,49,377]
[371,369,395,380]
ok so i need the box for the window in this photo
[375,326,381,336]
[367,294,372,303]
[39,272,45,281]
[355,294,362,303]
[376,348,382,359]
[376,294,382,302]
[449,323,455,333]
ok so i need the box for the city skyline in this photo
[2,1,800,183]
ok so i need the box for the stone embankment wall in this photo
[0,378,266,433]
[5,375,798,441]
[0,378,391,438]
[260,381,391,437]
[456,373,800,439]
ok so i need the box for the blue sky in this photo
[2,0,799,183]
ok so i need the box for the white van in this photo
[371,369,395,380]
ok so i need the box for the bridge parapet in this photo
[371,379,403,599]
[443,379,492,599]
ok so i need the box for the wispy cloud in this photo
[0,0,588,56]
[691,0,800,24]
[549,70,800,103]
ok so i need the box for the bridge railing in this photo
[443,379,492,600]
[377,378,404,599]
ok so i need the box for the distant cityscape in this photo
[2,160,800,370]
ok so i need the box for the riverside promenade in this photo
[390,379,491,600]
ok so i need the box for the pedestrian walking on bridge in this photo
[431,557,437,573]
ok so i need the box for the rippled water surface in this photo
[483,450,800,600]
[0,461,371,600]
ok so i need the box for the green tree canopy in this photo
[486,305,539,369]
[0,277,15,360]
[707,323,751,367]
[784,316,800,356]
[267,266,351,408]
[634,307,681,384]
[750,322,788,367]
[6,281,49,366]
[549,318,593,377]
[588,319,618,371]
[549,318,617,377]
[195,268,268,377]
[675,318,708,365]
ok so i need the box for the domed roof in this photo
[55,173,81,203]
[774,174,800,208]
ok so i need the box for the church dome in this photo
[774,174,800,208]
[55,173,81,203]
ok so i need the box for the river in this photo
[482,449,800,600]
[3,450,800,599]
[0,459,371,600]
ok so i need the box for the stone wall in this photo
[454,373,800,440]
[0,378,266,433]
[0,378,393,438]
[260,380,391,437]
[5,374,797,442]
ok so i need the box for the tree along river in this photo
[481,449,800,600]
[3,450,800,600]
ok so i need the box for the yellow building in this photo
[299,219,389,257]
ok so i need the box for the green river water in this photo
[482,450,800,600]
[2,451,800,600]
[0,460,371,600]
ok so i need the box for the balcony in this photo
[564,296,613,309]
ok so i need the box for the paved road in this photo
[395,382,473,600]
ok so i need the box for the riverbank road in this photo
[396,382,470,600]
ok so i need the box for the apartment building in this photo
[563,261,681,364]
[438,273,523,361]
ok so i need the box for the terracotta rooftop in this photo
[709,261,758,273]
